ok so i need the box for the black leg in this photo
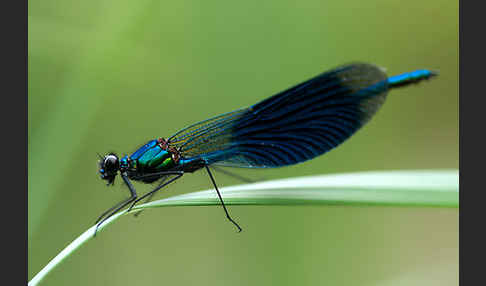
[95,172,139,224]
[127,172,184,212]
[205,165,242,232]
[94,173,137,236]
[95,198,130,224]
[129,170,183,217]
[133,176,169,217]
[132,192,156,217]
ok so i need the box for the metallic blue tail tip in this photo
[388,69,438,88]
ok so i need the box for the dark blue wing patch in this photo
[169,63,389,168]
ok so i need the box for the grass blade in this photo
[29,169,458,286]
[142,169,458,208]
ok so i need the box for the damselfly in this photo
[96,63,436,235]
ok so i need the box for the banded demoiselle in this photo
[96,62,436,235]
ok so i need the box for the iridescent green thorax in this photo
[127,138,181,174]
[138,147,175,170]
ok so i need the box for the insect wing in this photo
[169,63,388,168]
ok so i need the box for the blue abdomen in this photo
[387,69,436,88]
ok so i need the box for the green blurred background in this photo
[28,0,458,285]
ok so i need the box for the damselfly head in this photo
[98,153,120,186]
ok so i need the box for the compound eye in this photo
[104,155,119,170]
